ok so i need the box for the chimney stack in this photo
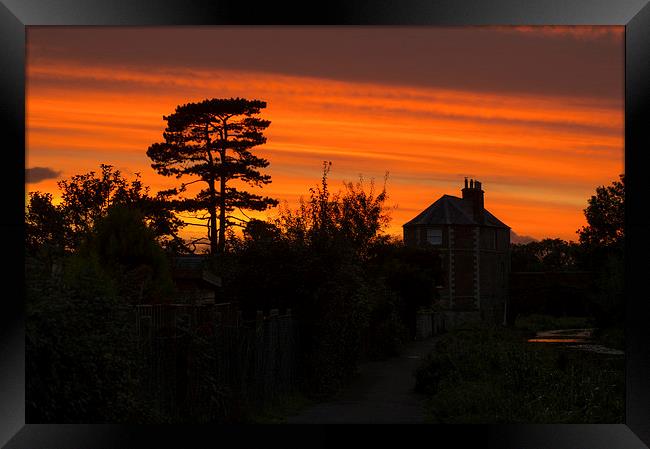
[461,178,485,224]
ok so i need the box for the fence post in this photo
[285,308,295,390]
[254,310,264,407]
[269,309,280,404]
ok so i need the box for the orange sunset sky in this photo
[25,26,624,243]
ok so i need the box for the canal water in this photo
[527,328,624,355]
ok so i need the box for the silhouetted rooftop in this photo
[403,195,509,228]
[170,255,221,286]
[171,254,208,270]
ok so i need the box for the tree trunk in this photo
[209,180,218,255]
[218,170,226,253]
[210,206,218,255]
[204,125,219,256]
[217,118,228,253]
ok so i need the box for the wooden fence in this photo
[134,303,298,422]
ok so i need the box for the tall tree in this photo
[576,175,625,325]
[147,98,278,254]
[577,174,624,248]
[25,191,67,254]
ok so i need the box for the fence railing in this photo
[134,303,298,422]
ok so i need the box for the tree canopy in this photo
[25,164,185,254]
[577,174,624,249]
[147,98,278,254]
[510,238,580,272]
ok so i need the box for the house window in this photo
[426,228,442,245]
[486,228,497,249]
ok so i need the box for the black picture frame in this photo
[2,0,649,447]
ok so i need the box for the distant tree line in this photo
[509,175,624,327]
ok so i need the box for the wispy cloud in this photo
[499,25,624,42]
[27,26,623,100]
[25,28,623,241]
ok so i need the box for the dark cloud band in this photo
[26,166,61,184]
[27,27,623,101]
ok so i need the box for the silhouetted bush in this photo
[26,255,163,422]
[26,206,177,422]
[78,205,175,304]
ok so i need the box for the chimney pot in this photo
[464,177,468,189]
[462,177,485,224]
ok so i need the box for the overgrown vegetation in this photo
[414,324,624,423]
[26,205,177,422]
[217,162,439,399]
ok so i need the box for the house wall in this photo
[478,227,510,324]
[404,224,451,306]
[404,222,510,323]
[403,225,452,247]
[403,226,418,247]
[450,225,477,310]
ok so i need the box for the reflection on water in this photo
[527,328,624,355]
[527,338,581,343]
[528,328,592,344]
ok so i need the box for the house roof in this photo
[172,255,208,270]
[171,255,222,287]
[403,194,509,228]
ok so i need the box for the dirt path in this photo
[286,338,438,424]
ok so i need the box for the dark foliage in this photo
[25,254,162,423]
[76,205,175,304]
[25,164,186,255]
[578,174,624,249]
[365,240,443,337]
[509,175,624,327]
[414,326,624,423]
[26,206,177,422]
[576,175,625,327]
[511,238,580,272]
[25,191,67,256]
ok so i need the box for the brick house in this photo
[403,178,510,325]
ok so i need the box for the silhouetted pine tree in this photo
[147,98,278,254]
